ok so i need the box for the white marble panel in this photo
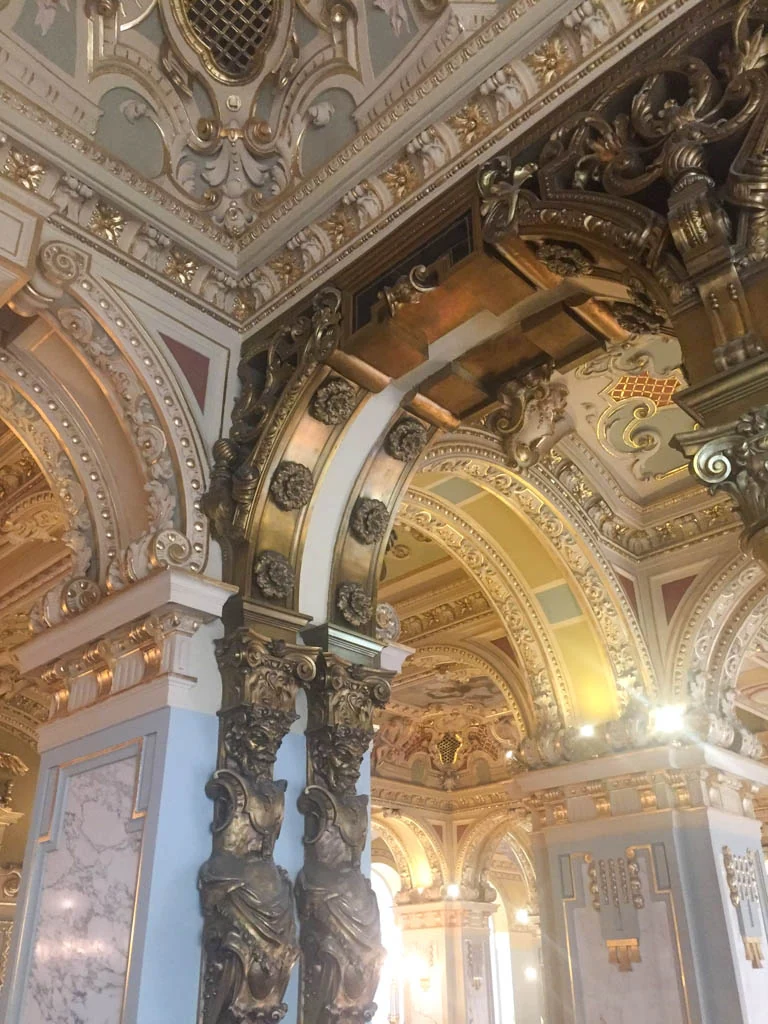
[20,755,142,1024]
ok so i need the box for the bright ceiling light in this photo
[524,966,538,982]
[515,908,530,926]
[652,704,686,734]
[446,883,460,900]
[505,749,514,760]
[579,724,595,738]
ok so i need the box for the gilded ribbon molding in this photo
[199,630,319,1024]
[296,654,392,1024]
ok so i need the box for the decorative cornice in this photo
[0,0,699,328]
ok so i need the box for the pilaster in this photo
[395,898,497,1024]
[519,744,768,1024]
[0,569,234,1024]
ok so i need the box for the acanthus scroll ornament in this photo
[673,407,768,569]
[486,364,569,472]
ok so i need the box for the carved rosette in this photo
[253,549,294,600]
[350,497,389,545]
[384,418,428,462]
[336,581,374,628]
[296,654,392,1024]
[199,632,319,1024]
[674,407,768,569]
[486,364,569,472]
[310,378,357,426]
[269,461,314,511]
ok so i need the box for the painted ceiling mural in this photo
[0,0,698,326]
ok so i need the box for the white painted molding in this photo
[17,570,236,674]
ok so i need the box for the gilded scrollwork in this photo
[203,286,345,548]
[485,364,569,472]
[674,406,768,567]
[200,632,319,1024]
[297,654,392,1024]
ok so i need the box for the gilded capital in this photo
[673,407,768,568]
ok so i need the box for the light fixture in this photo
[652,704,686,735]
[578,724,595,738]
[524,966,538,983]
[514,908,530,926]
[446,883,460,900]
[505,749,514,760]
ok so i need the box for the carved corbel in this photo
[9,241,86,317]
[199,631,319,1024]
[673,407,768,569]
[296,654,392,1024]
[486,363,569,472]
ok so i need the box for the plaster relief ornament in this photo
[385,418,429,462]
[374,602,401,643]
[336,582,374,628]
[675,406,768,569]
[309,377,357,426]
[536,241,594,277]
[268,461,314,511]
[487,364,569,472]
[350,497,390,545]
[253,550,294,600]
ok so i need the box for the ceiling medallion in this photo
[170,0,280,83]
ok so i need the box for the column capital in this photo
[674,401,768,567]
[518,742,768,831]
[16,569,235,747]
[395,899,497,931]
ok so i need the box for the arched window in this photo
[371,863,403,1024]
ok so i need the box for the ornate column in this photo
[395,896,497,1024]
[296,653,391,1024]
[519,743,768,1024]
[0,568,233,1024]
[199,628,319,1024]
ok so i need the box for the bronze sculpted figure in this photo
[296,655,392,1024]
[200,768,297,1023]
[200,631,319,1024]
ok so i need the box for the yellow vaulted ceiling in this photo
[409,471,619,724]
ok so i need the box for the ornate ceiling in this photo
[0,419,61,743]
[0,0,699,326]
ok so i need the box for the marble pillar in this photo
[519,743,768,1024]
[396,899,496,1024]
[0,569,233,1024]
